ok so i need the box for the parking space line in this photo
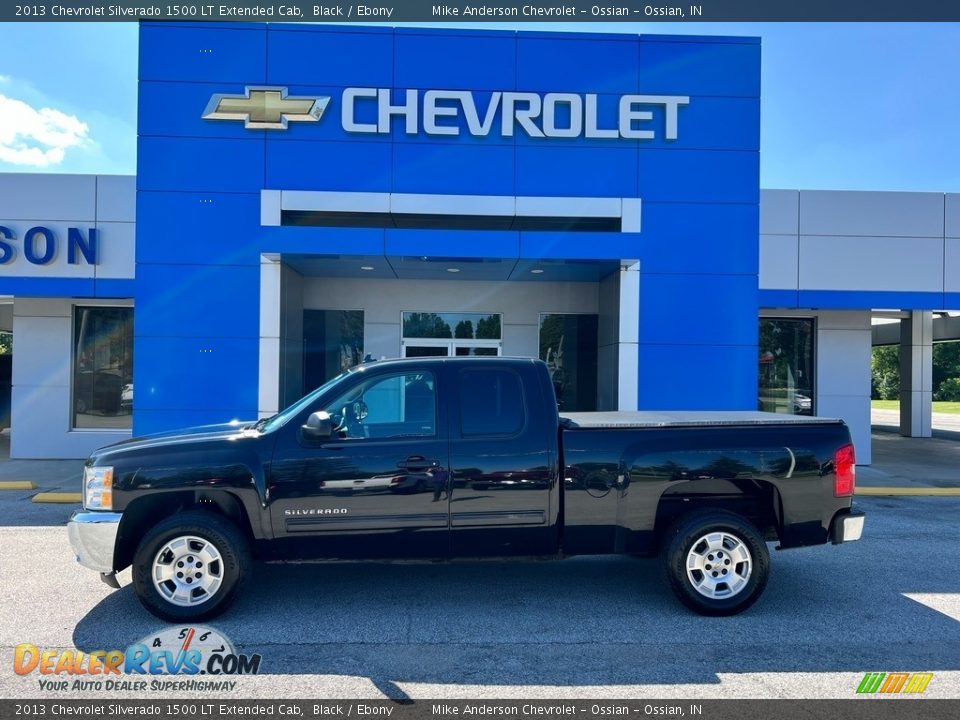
[856,486,960,496]
[0,481,37,490]
[32,492,82,504]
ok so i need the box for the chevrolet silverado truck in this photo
[68,357,864,621]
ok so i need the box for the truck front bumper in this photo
[67,511,122,574]
[831,509,865,544]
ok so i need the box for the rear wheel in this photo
[132,510,250,622]
[661,510,769,616]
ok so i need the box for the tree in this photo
[871,345,899,400]
[454,320,474,339]
[935,377,960,402]
[933,341,960,391]
[402,313,451,339]
[0,332,10,355]
[476,315,500,340]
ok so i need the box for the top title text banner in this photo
[5,1,960,22]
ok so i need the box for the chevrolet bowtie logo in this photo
[202,87,330,129]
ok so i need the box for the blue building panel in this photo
[132,336,258,414]
[392,143,515,196]
[135,264,260,339]
[638,39,761,97]
[266,26,394,88]
[515,146,638,197]
[797,290,947,311]
[639,274,759,347]
[140,24,267,84]
[135,409,256,437]
[265,140,393,192]
[519,232,641,261]
[138,137,265,193]
[136,192,261,266]
[640,202,759,275]
[517,36,640,94]
[759,289,801,308]
[638,149,760,204]
[0,277,96,297]
[638,344,759,410]
[394,30,517,91]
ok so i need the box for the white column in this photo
[618,261,640,411]
[258,255,282,419]
[899,311,933,437]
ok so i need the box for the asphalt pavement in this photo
[0,495,958,699]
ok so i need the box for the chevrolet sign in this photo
[204,86,689,140]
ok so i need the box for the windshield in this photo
[258,370,352,433]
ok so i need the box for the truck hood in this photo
[88,421,260,463]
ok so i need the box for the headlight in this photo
[83,466,114,510]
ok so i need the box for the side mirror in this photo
[301,411,334,442]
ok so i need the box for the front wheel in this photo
[661,510,770,616]
[132,510,251,622]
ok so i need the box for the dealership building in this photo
[1,22,959,463]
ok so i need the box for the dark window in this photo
[459,369,525,436]
[303,310,364,394]
[759,318,815,416]
[539,313,598,411]
[73,306,133,429]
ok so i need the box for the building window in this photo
[303,310,364,395]
[73,306,133,429]
[759,318,815,416]
[401,312,502,358]
[539,313,599,412]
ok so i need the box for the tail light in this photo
[834,444,856,497]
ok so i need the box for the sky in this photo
[1,21,959,191]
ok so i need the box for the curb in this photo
[32,492,82,504]
[856,486,960,497]
[0,481,37,490]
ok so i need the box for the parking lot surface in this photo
[0,494,958,700]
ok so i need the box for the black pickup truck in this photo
[68,357,864,621]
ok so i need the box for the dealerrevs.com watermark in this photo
[13,626,261,693]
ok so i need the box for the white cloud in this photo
[0,94,89,168]
[0,75,11,84]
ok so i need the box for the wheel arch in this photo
[653,478,783,550]
[113,490,255,573]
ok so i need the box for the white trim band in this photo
[262,190,641,232]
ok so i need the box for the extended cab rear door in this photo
[448,361,560,556]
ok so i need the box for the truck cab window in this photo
[459,368,525,436]
[324,372,436,440]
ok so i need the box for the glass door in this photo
[402,340,451,358]
[453,342,500,357]
[402,312,503,359]
[403,341,501,358]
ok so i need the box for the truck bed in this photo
[560,410,840,429]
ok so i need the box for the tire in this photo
[660,510,770,616]
[132,510,251,622]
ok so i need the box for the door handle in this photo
[397,456,440,470]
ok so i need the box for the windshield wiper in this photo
[252,416,275,432]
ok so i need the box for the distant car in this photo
[121,384,133,413]
[793,394,812,414]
